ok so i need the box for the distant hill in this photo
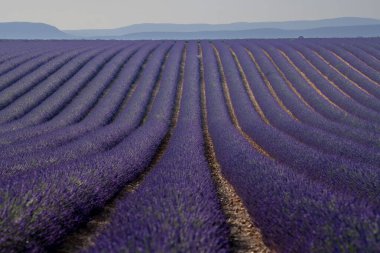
[1,17,380,40]
[64,17,380,37]
[109,24,380,40]
[0,22,71,39]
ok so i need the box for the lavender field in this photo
[0,38,379,252]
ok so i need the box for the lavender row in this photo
[319,41,380,84]
[0,42,172,179]
[354,42,380,62]
[301,40,380,101]
[212,41,380,210]
[0,41,87,68]
[0,42,155,157]
[0,43,139,138]
[253,42,380,149]
[268,40,380,133]
[0,46,107,124]
[201,40,380,252]
[0,42,121,124]
[336,42,380,72]
[86,41,230,252]
[276,42,380,129]
[0,48,90,110]
[0,47,59,76]
[287,41,380,123]
[247,40,379,150]
[0,42,90,93]
[227,41,380,165]
[0,43,180,252]
[297,41,380,109]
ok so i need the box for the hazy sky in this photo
[1,0,380,29]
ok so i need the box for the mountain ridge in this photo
[109,24,380,40]
[0,22,70,39]
[64,17,380,37]
[1,17,380,40]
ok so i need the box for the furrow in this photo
[296,50,352,99]
[0,45,126,136]
[107,43,160,123]
[325,47,380,87]
[245,48,300,122]
[211,44,271,158]
[309,49,374,95]
[260,48,316,112]
[278,49,344,111]
[0,46,109,124]
[228,48,271,125]
[53,43,186,252]
[256,43,380,149]
[200,43,272,253]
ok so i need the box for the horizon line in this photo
[1,16,379,31]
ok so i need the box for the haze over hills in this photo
[0,22,70,39]
[64,17,380,37]
[114,24,380,40]
[1,17,380,39]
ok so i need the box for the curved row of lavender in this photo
[202,41,379,252]
[86,41,230,253]
[0,38,379,252]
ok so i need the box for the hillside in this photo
[64,17,380,37]
[1,17,380,40]
[111,24,380,40]
[0,22,71,39]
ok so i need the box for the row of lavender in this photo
[206,40,380,252]
[0,38,379,252]
[84,40,380,252]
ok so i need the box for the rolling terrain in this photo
[0,38,379,252]
[65,17,380,37]
[1,17,380,39]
